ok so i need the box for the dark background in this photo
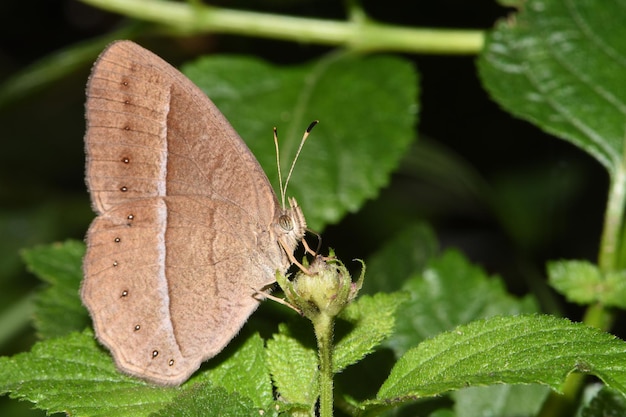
[0,1,607,415]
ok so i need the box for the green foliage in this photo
[197,332,273,409]
[479,0,626,175]
[151,384,261,417]
[3,0,626,416]
[548,260,626,307]
[386,249,538,356]
[0,330,180,417]
[8,237,626,416]
[334,292,409,372]
[376,315,626,401]
[21,241,89,339]
[0,325,279,416]
[266,326,319,411]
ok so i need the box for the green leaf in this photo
[548,260,626,308]
[375,315,626,403]
[478,0,626,174]
[266,324,318,410]
[387,250,538,356]
[581,387,626,417]
[362,222,438,294]
[548,260,601,305]
[21,240,89,339]
[151,383,259,417]
[334,292,409,372]
[0,329,275,416]
[454,385,549,417]
[193,332,273,409]
[183,53,418,231]
[0,330,179,417]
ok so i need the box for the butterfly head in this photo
[276,196,307,255]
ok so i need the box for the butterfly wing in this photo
[82,41,290,385]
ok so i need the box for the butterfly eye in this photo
[279,214,294,232]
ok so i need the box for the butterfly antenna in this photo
[273,127,286,208]
[281,120,318,207]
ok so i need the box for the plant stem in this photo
[79,0,484,54]
[597,167,626,273]
[588,164,626,333]
[313,312,335,417]
[539,149,626,417]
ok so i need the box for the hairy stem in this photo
[80,0,484,54]
[539,145,626,417]
[313,312,335,417]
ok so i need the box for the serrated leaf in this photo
[21,240,89,339]
[478,0,626,174]
[183,53,418,230]
[362,222,438,294]
[334,292,409,372]
[266,325,318,409]
[387,250,537,356]
[547,260,602,304]
[581,386,626,417]
[194,332,273,409]
[0,330,179,417]
[0,328,274,416]
[150,383,258,417]
[375,315,626,403]
[548,260,626,308]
